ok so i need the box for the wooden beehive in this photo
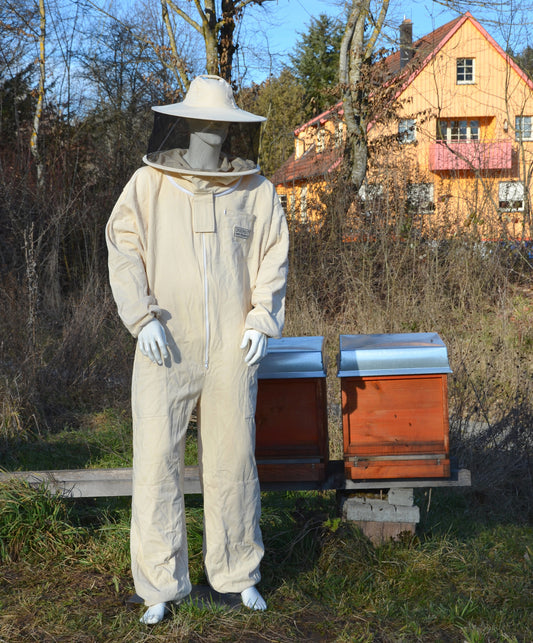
[338,333,452,480]
[255,337,328,482]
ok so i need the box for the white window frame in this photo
[300,186,308,223]
[499,181,525,212]
[398,119,416,144]
[515,116,533,141]
[316,127,325,153]
[457,58,475,84]
[335,121,344,147]
[289,193,296,218]
[407,183,435,214]
[437,119,479,142]
[359,182,384,201]
[278,193,288,213]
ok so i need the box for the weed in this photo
[0,480,87,562]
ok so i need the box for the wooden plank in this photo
[346,458,451,480]
[0,467,200,497]
[343,466,471,489]
[257,462,325,482]
[0,463,471,497]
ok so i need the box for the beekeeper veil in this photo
[144,75,266,177]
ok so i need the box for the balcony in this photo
[429,140,512,172]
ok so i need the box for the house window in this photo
[278,194,288,213]
[515,116,533,141]
[499,182,525,211]
[289,193,296,218]
[316,128,325,152]
[437,119,479,142]
[407,183,435,213]
[457,58,475,84]
[300,186,308,223]
[359,183,384,217]
[359,183,384,201]
[398,119,416,144]
[335,121,344,147]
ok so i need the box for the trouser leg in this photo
[198,358,264,593]
[130,354,201,606]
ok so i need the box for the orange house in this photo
[272,12,533,241]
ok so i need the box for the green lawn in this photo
[1,410,532,642]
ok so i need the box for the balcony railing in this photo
[429,140,512,172]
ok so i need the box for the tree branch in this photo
[161,0,190,91]
[364,0,389,58]
[164,0,204,33]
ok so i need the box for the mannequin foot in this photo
[140,601,167,624]
[241,586,267,611]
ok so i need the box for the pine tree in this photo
[289,14,343,117]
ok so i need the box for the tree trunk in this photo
[218,0,237,83]
[30,0,46,190]
[339,0,389,191]
[203,0,220,75]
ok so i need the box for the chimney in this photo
[400,18,413,69]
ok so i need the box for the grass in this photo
[0,411,532,642]
[1,199,532,640]
[0,477,531,641]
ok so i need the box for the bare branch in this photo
[365,0,389,58]
[161,0,190,91]
[164,0,203,33]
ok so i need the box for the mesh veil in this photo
[146,112,262,167]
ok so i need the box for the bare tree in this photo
[339,0,390,191]
[89,0,274,90]
[29,0,46,189]
[160,0,278,86]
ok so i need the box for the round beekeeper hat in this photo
[152,75,266,123]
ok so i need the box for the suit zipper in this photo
[202,233,209,369]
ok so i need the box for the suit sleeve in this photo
[106,170,161,337]
[244,186,289,338]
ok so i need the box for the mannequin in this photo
[107,77,287,627]
[136,117,268,371]
[138,117,267,624]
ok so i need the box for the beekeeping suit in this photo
[106,76,288,623]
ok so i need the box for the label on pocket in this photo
[233,226,250,240]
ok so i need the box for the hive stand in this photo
[336,466,471,544]
[0,463,471,546]
[0,335,471,546]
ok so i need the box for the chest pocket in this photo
[222,210,256,260]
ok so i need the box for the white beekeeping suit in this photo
[106,75,289,623]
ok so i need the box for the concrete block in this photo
[388,488,414,507]
[341,495,420,523]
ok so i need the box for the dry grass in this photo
[0,164,532,641]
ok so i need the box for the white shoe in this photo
[241,586,267,611]
[140,601,167,624]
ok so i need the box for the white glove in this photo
[137,319,169,365]
[240,330,268,366]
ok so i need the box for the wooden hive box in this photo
[337,333,452,480]
[255,336,328,482]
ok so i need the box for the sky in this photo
[238,0,530,84]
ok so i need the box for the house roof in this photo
[271,12,533,185]
[388,11,533,95]
[383,15,463,78]
[270,145,341,186]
